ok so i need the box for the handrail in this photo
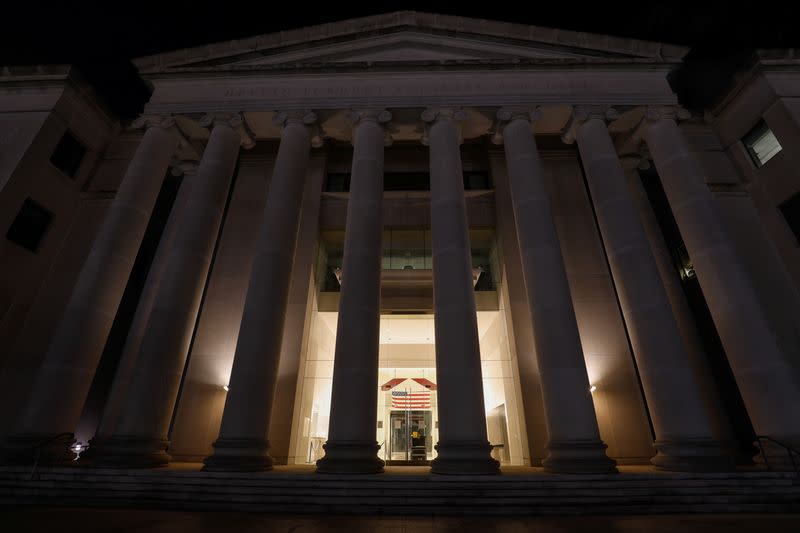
[21,432,75,480]
[755,435,800,477]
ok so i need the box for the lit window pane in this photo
[743,120,782,167]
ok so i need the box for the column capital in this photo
[421,107,468,124]
[620,106,692,154]
[131,114,194,158]
[643,105,693,123]
[561,105,619,144]
[420,108,467,146]
[491,107,543,145]
[272,110,324,148]
[272,110,318,126]
[347,109,392,125]
[132,114,176,131]
[347,109,394,146]
[169,158,200,177]
[496,106,543,124]
[200,113,255,150]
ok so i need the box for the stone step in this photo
[1,468,797,515]
[0,469,794,487]
[3,479,799,497]
[0,488,800,507]
[2,479,795,495]
[3,485,799,503]
[3,466,794,481]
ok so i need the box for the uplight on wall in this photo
[589,385,597,393]
[223,385,230,392]
[70,442,85,461]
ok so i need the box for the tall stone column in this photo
[498,107,616,474]
[3,116,180,464]
[91,161,198,443]
[203,111,318,471]
[317,110,390,474]
[621,155,740,461]
[641,107,800,462]
[89,114,251,467]
[564,107,731,471]
[422,108,499,475]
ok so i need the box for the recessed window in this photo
[463,171,491,191]
[742,120,782,168]
[324,173,350,192]
[323,171,492,192]
[779,192,800,245]
[50,130,87,178]
[6,198,53,252]
[385,172,429,191]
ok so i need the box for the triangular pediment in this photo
[134,12,687,74]
[221,31,623,68]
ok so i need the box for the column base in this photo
[316,441,385,474]
[651,438,736,472]
[430,440,500,475]
[82,435,171,468]
[543,439,618,474]
[202,438,274,472]
[1,433,77,466]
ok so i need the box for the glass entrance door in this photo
[388,410,432,464]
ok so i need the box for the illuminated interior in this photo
[290,311,526,465]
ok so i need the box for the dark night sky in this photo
[3,2,799,118]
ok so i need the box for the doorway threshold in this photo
[385,460,431,466]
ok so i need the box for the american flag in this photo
[391,390,431,409]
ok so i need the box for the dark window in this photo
[50,130,87,178]
[742,120,782,168]
[385,172,429,191]
[6,198,53,252]
[324,173,350,192]
[779,192,800,245]
[464,171,491,191]
[324,171,491,192]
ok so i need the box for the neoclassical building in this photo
[1,12,800,477]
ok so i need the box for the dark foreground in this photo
[2,508,800,533]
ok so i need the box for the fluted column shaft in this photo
[90,117,243,467]
[573,114,731,471]
[621,157,740,459]
[424,109,499,475]
[92,164,197,442]
[203,113,314,471]
[500,110,616,473]
[643,114,800,457]
[317,111,389,474]
[3,118,177,464]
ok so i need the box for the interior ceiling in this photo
[317,311,499,344]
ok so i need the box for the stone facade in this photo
[0,12,799,475]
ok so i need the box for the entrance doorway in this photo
[292,311,527,466]
[387,410,433,465]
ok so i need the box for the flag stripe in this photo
[391,390,432,409]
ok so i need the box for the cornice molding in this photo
[142,69,678,116]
